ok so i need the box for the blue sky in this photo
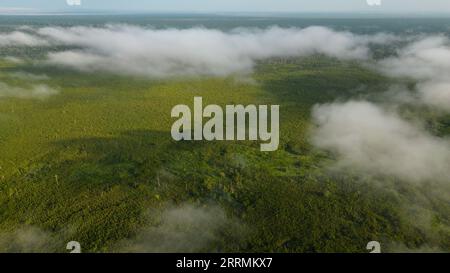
[0,0,450,13]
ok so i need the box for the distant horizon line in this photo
[1,10,450,18]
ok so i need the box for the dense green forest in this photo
[0,52,449,253]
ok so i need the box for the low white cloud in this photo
[380,36,450,80]
[8,72,50,81]
[379,36,450,112]
[0,82,58,99]
[35,25,389,77]
[311,101,450,183]
[0,226,56,253]
[386,242,446,253]
[417,82,450,112]
[0,31,48,47]
[0,25,403,79]
[3,56,24,64]
[116,204,243,253]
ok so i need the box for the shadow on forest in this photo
[3,59,443,252]
[256,57,392,109]
[21,129,238,198]
[1,129,229,251]
[2,127,437,253]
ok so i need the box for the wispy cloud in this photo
[0,31,48,47]
[0,25,402,78]
[312,101,450,183]
[34,25,394,77]
[0,226,57,253]
[116,204,244,253]
[379,36,450,112]
[0,82,58,99]
[8,72,50,81]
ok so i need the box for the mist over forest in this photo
[0,14,449,253]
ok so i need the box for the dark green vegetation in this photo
[1,52,448,253]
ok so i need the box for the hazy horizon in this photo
[1,0,450,15]
[1,11,450,18]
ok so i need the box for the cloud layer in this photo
[0,31,48,47]
[0,81,58,99]
[0,226,57,253]
[23,25,393,77]
[380,36,450,111]
[312,101,450,183]
[116,204,243,253]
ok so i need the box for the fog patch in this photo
[0,82,58,99]
[386,243,445,253]
[311,101,450,183]
[35,25,392,77]
[8,72,50,81]
[0,226,57,253]
[3,56,24,64]
[0,31,48,47]
[379,36,450,112]
[116,204,244,253]
[416,82,450,112]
